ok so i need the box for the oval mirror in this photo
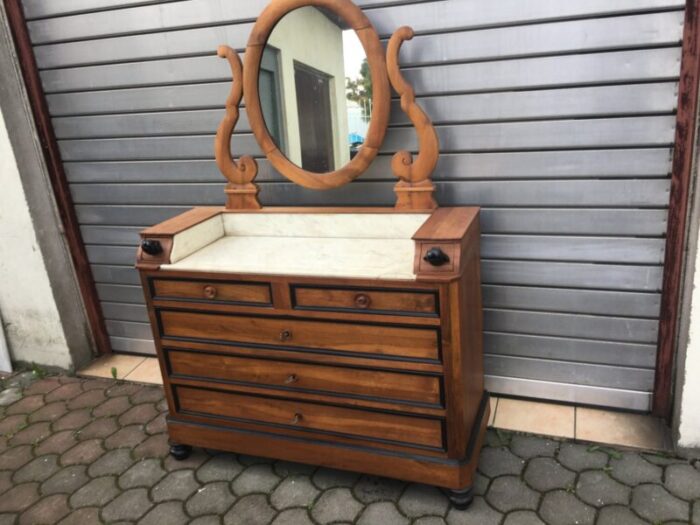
[244,0,390,189]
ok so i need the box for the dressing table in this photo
[136,0,488,508]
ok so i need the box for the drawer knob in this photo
[141,239,162,256]
[284,374,298,385]
[291,413,303,425]
[203,285,217,299]
[354,293,371,309]
[279,329,292,342]
[424,247,450,267]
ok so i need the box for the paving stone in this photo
[23,378,61,396]
[272,508,314,525]
[28,402,67,423]
[87,448,135,477]
[312,467,359,489]
[224,494,276,525]
[693,501,700,525]
[76,416,119,440]
[70,476,120,508]
[557,443,608,471]
[415,519,447,525]
[398,483,449,518]
[0,388,23,407]
[6,372,38,389]
[82,379,111,391]
[104,424,147,449]
[311,487,363,523]
[101,488,153,522]
[7,395,46,415]
[503,510,545,525]
[145,412,166,435]
[270,474,319,510]
[478,446,525,478]
[133,433,169,459]
[45,383,83,402]
[485,476,538,513]
[231,464,280,496]
[52,408,92,431]
[190,516,221,525]
[357,502,409,525]
[40,465,89,495]
[18,494,70,525]
[353,474,405,503]
[119,403,159,426]
[596,505,647,525]
[34,430,78,455]
[152,469,200,502]
[0,516,17,525]
[138,501,189,525]
[67,389,106,410]
[540,490,595,525]
[196,453,244,482]
[473,472,489,496]
[510,435,558,459]
[186,481,236,516]
[610,453,663,486]
[641,452,686,466]
[106,382,142,398]
[631,483,689,523]
[93,396,132,418]
[13,454,60,483]
[56,507,100,525]
[119,458,166,489]
[446,496,502,525]
[237,454,274,466]
[130,387,164,405]
[0,413,27,436]
[0,482,40,512]
[9,421,51,445]
[665,463,700,500]
[0,444,33,470]
[576,470,630,507]
[0,470,11,495]
[523,457,575,492]
[273,460,316,477]
[59,439,104,466]
[163,447,208,471]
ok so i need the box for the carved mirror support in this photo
[214,0,439,210]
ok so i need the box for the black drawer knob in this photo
[424,247,450,267]
[141,239,163,256]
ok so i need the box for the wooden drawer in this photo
[159,310,440,361]
[151,278,271,305]
[174,385,444,449]
[292,285,438,316]
[167,350,442,406]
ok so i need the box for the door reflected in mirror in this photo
[259,6,372,173]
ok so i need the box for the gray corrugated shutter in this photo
[23,0,684,411]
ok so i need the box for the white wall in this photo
[0,107,73,369]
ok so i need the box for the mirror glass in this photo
[259,6,372,173]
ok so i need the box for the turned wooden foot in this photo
[169,443,192,461]
[448,487,474,510]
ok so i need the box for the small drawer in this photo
[292,286,438,316]
[151,278,271,305]
[159,310,440,361]
[417,243,457,273]
[174,385,444,449]
[167,350,442,406]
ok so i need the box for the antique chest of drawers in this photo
[136,208,488,507]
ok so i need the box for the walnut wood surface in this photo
[168,349,442,406]
[152,279,271,305]
[140,207,222,237]
[243,0,390,190]
[292,286,437,315]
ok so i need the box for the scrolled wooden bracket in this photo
[387,26,439,211]
[215,45,262,210]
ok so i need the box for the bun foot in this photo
[169,443,192,461]
[448,487,474,510]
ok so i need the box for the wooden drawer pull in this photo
[279,329,292,342]
[203,285,217,299]
[284,374,298,385]
[291,413,303,425]
[354,293,371,309]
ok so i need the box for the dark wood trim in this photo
[3,0,111,355]
[654,0,700,417]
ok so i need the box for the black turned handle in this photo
[423,247,450,267]
[141,239,163,256]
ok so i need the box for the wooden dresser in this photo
[135,0,488,508]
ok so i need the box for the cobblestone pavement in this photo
[0,372,698,525]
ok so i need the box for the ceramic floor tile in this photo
[124,357,163,385]
[576,407,670,451]
[493,398,575,438]
[488,396,498,426]
[78,354,145,380]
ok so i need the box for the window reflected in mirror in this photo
[259,6,372,173]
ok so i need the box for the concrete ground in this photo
[0,372,698,525]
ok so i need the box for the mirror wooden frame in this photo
[215,0,440,210]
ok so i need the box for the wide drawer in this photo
[174,385,444,449]
[167,349,442,406]
[151,278,271,305]
[159,310,440,361]
[292,285,438,316]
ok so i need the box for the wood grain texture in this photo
[292,286,437,315]
[152,278,271,305]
